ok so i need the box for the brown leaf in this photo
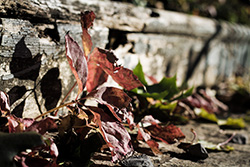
[65,33,88,95]
[147,124,185,144]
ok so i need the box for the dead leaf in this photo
[146,124,185,144]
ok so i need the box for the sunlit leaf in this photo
[199,140,234,152]
[8,115,57,135]
[172,87,194,101]
[194,108,218,123]
[86,48,143,92]
[133,61,147,86]
[65,33,88,95]
[131,76,180,100]
[218,118,246,129]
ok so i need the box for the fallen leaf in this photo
[194,108,218,123]
[146,124,185,144]
[65,33,88,95]
[25,117,58,135]
[140,115,161,127]
[8,115,57,135]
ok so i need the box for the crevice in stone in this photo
[105,29,128,50]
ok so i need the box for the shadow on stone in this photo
[10,37,42,81]
[7,86,27,117]
[40,68,62,111]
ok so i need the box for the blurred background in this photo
[112,0,250,26]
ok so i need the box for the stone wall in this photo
[1,0,250,118]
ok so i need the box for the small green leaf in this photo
[133,61,148,86]
[145,75,179,100]
[172,87,194,101]
[198,140,234,152]
[194,108,218,123]
[218,118,246,129]
[153,101,177,112]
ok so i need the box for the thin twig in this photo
[35,101,76,120]
[217,132,236,148]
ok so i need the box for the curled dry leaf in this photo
[88,106,133,162]
[65,34,88,95]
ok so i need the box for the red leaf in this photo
[147,124,185,144]
[86,48,143,92]
[86,87,132,122]
[88,106,133,162]
[65,34,88,95]
[80,11,96,57]
[86,62,108,92]
[0,91,10,115]
[86,87,131,109]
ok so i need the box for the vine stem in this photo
[217,132,236,148]
[35,101,76,120]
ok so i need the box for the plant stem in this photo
[35,101,76,120]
